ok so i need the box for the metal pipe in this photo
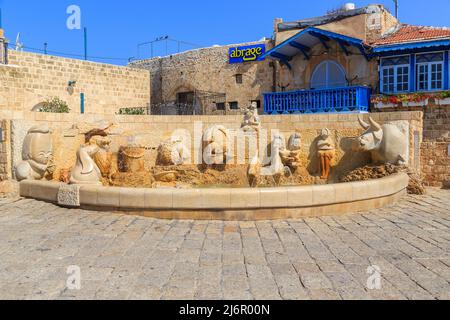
[80,93,85,114]
[393,0,399,19]
[84,27,87,60]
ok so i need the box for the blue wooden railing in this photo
[263,86,371,114]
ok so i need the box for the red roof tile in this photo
[372,24,450,46]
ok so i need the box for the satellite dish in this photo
[15,32,23,51]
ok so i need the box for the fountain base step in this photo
[19,173,409,220]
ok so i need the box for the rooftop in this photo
[372,24,450,46]
[278,4,386,32]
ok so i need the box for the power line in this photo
[137,36,203,59]
[6,42,130,62]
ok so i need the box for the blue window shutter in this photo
[444,51,449,90]
[410,54,415,92]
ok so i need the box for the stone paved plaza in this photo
[0,189,449,300]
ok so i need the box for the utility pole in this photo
[44,42,48,55]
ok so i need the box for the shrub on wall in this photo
[38,97,71,113]
[117,107,147,115]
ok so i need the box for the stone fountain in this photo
[15,110,413,220]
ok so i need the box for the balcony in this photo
[263,86,371,114]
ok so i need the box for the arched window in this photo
[310,60,347,89]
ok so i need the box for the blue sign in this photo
[229,44,266,64]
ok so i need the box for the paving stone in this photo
[0,189,449,300]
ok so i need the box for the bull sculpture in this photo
[357,117,408,166]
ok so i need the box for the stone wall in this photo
[0,111,422,184]
[129,41,274,115]
[0,50,150,114]
[373,103,449,187]
[421,104,450,187]
[0,119,11,180]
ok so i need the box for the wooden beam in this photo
[358,46,370,61]
[288,41,310,52]
[271,52,292,70]
[308,30,330,42]
[318,37,329,50]
[288,41,311,60]
[270,52,291,62]
[337,39,350,56]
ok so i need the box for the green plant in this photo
[39,97,70,113]
[438,91,450,99]
[117,107,147,115]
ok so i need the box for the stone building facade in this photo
[0,50,150,115]
[130,42,274,115]
[0,29,7,65]
[272,4,398,92]
[130,5,398,115]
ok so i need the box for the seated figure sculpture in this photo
[241,102,261,133]
[317,128,335,180]
[16,125,55,181]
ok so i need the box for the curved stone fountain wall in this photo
[19,173,409,221]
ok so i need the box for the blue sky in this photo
[0,0,449,65]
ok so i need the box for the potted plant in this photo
[435,91,450,106]
[401,93,430,107]
[371,95,399,109]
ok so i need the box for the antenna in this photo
[15,33,23,51]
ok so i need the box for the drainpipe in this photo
[80,93,85,114]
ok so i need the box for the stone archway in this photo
[31,102,45,112]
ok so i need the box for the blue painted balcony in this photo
[263,86,371,114]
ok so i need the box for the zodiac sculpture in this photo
[249,134,291,187]
[157,136,190,166]
[70,144,102,185]
[280,133,302,170]
[317,128,335,180]
[93,136,114,179]
[203,125,229,165]
[69,130,109,185]
[241,102,261,133]
[357,117,408,165]
[15,125,55,181]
